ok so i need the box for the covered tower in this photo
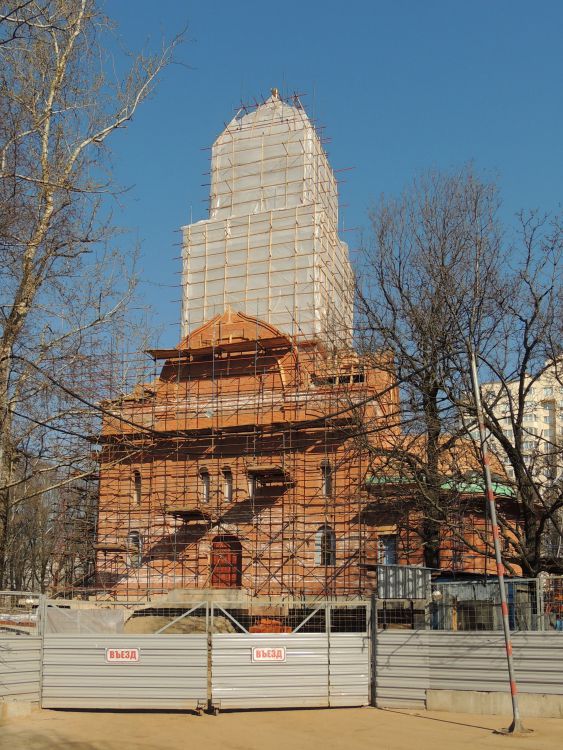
[181,90,353,344]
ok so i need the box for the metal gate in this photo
[210,601,370,710]
[40,601,208,711]
[41,634,208,710]
[35,598,370,711]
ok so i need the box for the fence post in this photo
[207,602,213,712]
[370,592,378,707]
[536,578,544,632]
[326,603,331,707]
[37,594,46,707]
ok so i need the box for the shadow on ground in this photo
[0,730,108,750]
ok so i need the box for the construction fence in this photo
[1,583,563,716]
[1,597,370,712]
[374,630,563,714]
[375,573,563,632]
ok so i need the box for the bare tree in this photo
[0,1,183,589]
[356,168,503,569]
[464,211,563,575]
[356,167,563,576]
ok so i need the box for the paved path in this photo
[1,707,560,750]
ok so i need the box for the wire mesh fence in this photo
[375,575,563,632]
[33,598,370,635]
[0,591,40,635]
[3,576,561,637]
[210,602,369,634]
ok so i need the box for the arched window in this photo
[199,469,210,503]
[127,530,142,568]
[315,524,336,566]
[132,470,141,506]
[320,460,333,498]
[223,468,233,502]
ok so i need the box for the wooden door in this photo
[211,536,242,588]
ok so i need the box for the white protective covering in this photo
[181,94,353,343]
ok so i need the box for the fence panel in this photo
[375,630,563,708]
[428,631,563,695]
[375,630,429,708]
[212,633,330,709]
[0,637,42,702]
[329,633,370,706]
[41,634,207,710]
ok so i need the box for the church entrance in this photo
[211,535,242,588]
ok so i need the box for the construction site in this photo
[90,89,526,604]
[1,90,562,727]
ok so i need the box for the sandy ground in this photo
[1,707,561,750]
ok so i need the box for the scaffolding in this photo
[91,90,382,602]
[181,90,353,345]
[40,92,518,603]
[94,307,397,601]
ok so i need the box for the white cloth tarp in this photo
[44,606,125,634]
[181,96,353,345]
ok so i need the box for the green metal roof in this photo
[365,475,515,497]
[439,479,515,497]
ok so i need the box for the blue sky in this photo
[107,1,563,344]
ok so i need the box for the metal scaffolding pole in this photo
[469,349,529,735]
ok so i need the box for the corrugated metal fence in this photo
[1,599,371,712]
[2,594,563,714]
[375,630,563,708]
[41,634,208,710]
[0,637,42,703]
[212,632,369,709]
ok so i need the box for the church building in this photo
[94,91,516,600]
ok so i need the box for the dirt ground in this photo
[1,707,561,750]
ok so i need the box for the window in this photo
[321,460,333,498]
[377,535,397,565]
[312,373,365,387]
[223,469,233,502]
[315,525,336,566]
[544,387,554,397]
[200,469,210,503]
[127,530,142,568]
[132,470,141,506]
[247,474,257,500]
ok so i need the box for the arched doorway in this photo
[211,535,242,588]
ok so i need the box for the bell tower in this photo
[181,91,353,345]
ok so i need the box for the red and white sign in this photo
[251,646,286,663]
[105,648,140,663]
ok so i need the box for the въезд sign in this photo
[105,648,140,663]
[251,646,286,662]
